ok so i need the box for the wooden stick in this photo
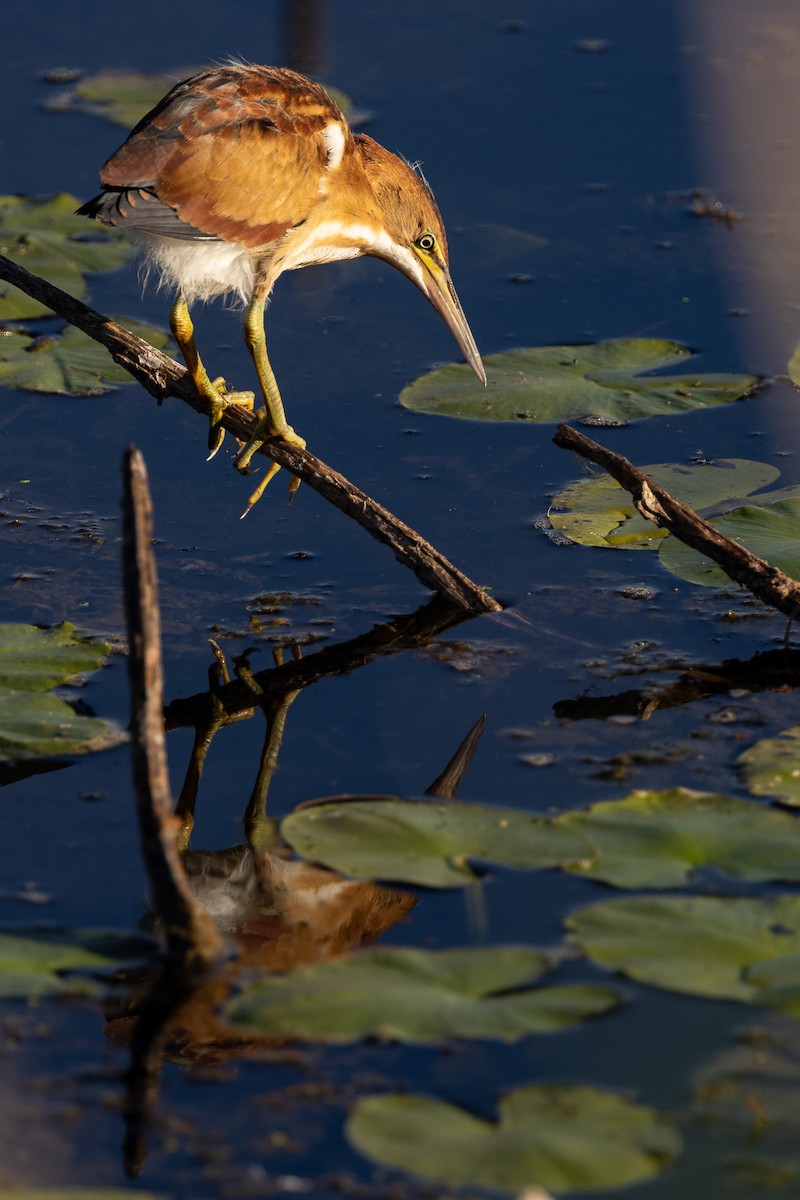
[0,253,500,615]
[553,423,800,620]
[121,446,223,966]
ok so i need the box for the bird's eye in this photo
[417,233,436,252]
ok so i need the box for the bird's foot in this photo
[206,378,256,460]
[234,420,307,518]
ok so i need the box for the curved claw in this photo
[240,461,283,518]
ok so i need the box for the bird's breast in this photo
[134,231,258,304]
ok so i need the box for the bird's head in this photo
[355,134,486,385]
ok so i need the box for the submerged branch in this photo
[0,253,499,615]
[553,423,800,620]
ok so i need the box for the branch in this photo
[121,446,223,967]
[554,423,800,620]
[0,253,500,615]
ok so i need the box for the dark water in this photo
[3,1,800,1195]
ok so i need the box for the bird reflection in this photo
[108,642,415,1069]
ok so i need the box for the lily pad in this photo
[0,1194,165,1200]
[400,338,758,423]
[737,728,800,808]
[0,193,131,318]
[347,1084,681,1194]
[0,319,170,395]
[557,788,800,888]
[549,459,779,549]
[569,895,800,1003]
[659,497,800,586]
[0,926,155,997]
[0,623,116,763]
[51,69,185,128]
[0,622,108,690]
[225,946,619,1043]
[280,796,591,888]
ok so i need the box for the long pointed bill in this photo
[422,263,487,385]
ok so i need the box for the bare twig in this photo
[554,423,800,620]
[121,447,223,966]
[0,253,500,614]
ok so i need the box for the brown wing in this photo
[99,65,347,248]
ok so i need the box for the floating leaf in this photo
[659,498,800,586]
[746,954,800,1016]
[47,69,184,127]
[0,927,154,997]
[400,338,758,423]
[281,796,591,888]
[0,691,113,763]
[0,319,170,395]
[558,789,800,888]
[347,1084,681,1194]
[0,622,108,690]
[0,623,117,763]
[549,459,779,549]
[737,727,800,807]
[0,1193,165,1200]
[569,895,800,1003]
[225,946,619,1043]
[790,342,800,390]
[0,193,131,318]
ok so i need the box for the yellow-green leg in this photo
[170,295,254,458]
[233,295,306,515]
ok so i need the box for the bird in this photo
[78,63,486,512]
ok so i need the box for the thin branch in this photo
[121,446,223,966]
[554,423,800,621]
[0,253,500,615]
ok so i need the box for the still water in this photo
[3,1,800,1195]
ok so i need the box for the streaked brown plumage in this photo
[79,64,485,510]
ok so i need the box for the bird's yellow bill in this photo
[422,262,486,385]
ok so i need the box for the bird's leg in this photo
[169,295,255,459]
[233,295,306,513]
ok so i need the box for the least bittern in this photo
[79,64,485,510]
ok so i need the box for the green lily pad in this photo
[347,1084,681,1194]
[558,789,800,888]
[0,927,155,997]
[549,459,779,549]
[0,622,108,690]
[569,895,800,1003]
[0,690,114,762]
[280,796,591,888]
[0,193,131,318]
[789,342,800,390]
[0,1194,165,1200]
[400,338,758,423]
[737,727,800,807]
[0,623,116,763]
[745,954,800,1016]
[659,497,800,586]
[0,319,170,395]
[225,946,619,1043]
[57,69,185,127]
